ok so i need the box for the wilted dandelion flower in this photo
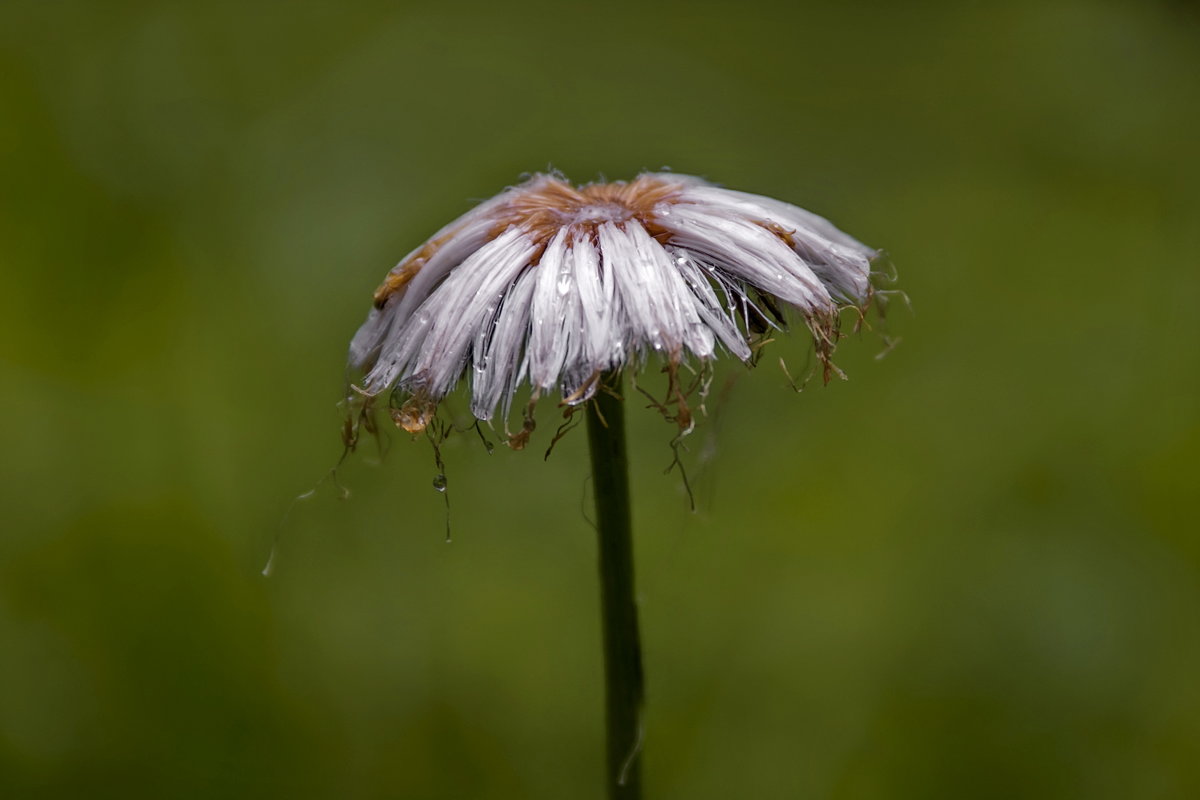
[341,171,893,799]
[348,172,883,442]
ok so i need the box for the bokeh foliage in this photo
[2,1,1198,798]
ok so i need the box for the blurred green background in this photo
[3,1,1198,798]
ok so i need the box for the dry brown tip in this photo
[755,219,798,249]
[390,397,437,434]
[373,228,462,308]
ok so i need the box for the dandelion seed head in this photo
[348,172,886,440]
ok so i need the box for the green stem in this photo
[586,374,644,800]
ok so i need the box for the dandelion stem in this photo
[587,373,644,800]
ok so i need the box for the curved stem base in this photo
[586,376,644,800]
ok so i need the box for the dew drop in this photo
[432,474,448,493]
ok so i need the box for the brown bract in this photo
[493,174,682,242]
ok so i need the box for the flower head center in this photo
[495,174,683,244]
[562,201,635,227]
[373,174,684,307]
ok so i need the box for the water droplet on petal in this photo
[557,262,573,296]
[432,474,448,493]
